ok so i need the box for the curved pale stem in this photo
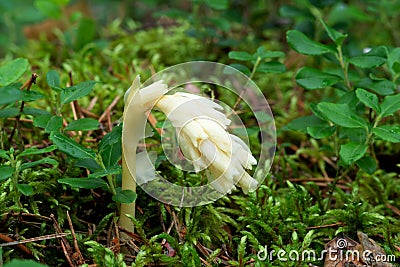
[119,76,142,233]
[119,153,136,233]
[119,76,167,233]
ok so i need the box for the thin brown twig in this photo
[196,242,214,266]
[6,118,33,123]
[161,219,175,246]
[107,214,114,247]
[68,72,84,136]
[0,233,69,247]
[87,96,98,111]
[107,109,112,131]
[149,64,156,77]
[70,101,79,121]
[288,177,346,184]
[0,233,33,256]
[228,89,245,118]
[314,182,349,190]
[114,219,120,249]
[306,222,345,230]
[147,112,162,134]
[117,226,147,245]
[98,96,120,123]
[69,71,74,87]
[51,214,76,267]
[62,117,69,128]
[386,203,400,217]
[126,240,140,254]
[60,238,75,267]
[80,108,98,118]
[166,206,186,243]
[66,211,84,265]
[1,212,52,221]
[108,67,126,81]
[73,101,82,119]
[199,256,212,266]
[70,101,82,136]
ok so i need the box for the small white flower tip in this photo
[237,172,258,194]
[125,77,168,114]
[124,75,141,105]
[139,80,168,110]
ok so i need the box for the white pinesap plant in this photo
[120,77,258,231]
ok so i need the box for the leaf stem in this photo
[249,56,261,80]
[9,73,38,144]
[329,166,351,198]
[336,45,351,90]
[365,116,382,145]
[96,155,117,196]
[9,152,23,209]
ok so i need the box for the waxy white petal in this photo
[199,119,232,152]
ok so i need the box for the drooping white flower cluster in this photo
[125,78,258,194]
[156,92,258,193]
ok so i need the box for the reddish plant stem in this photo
[8,73,38,144]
